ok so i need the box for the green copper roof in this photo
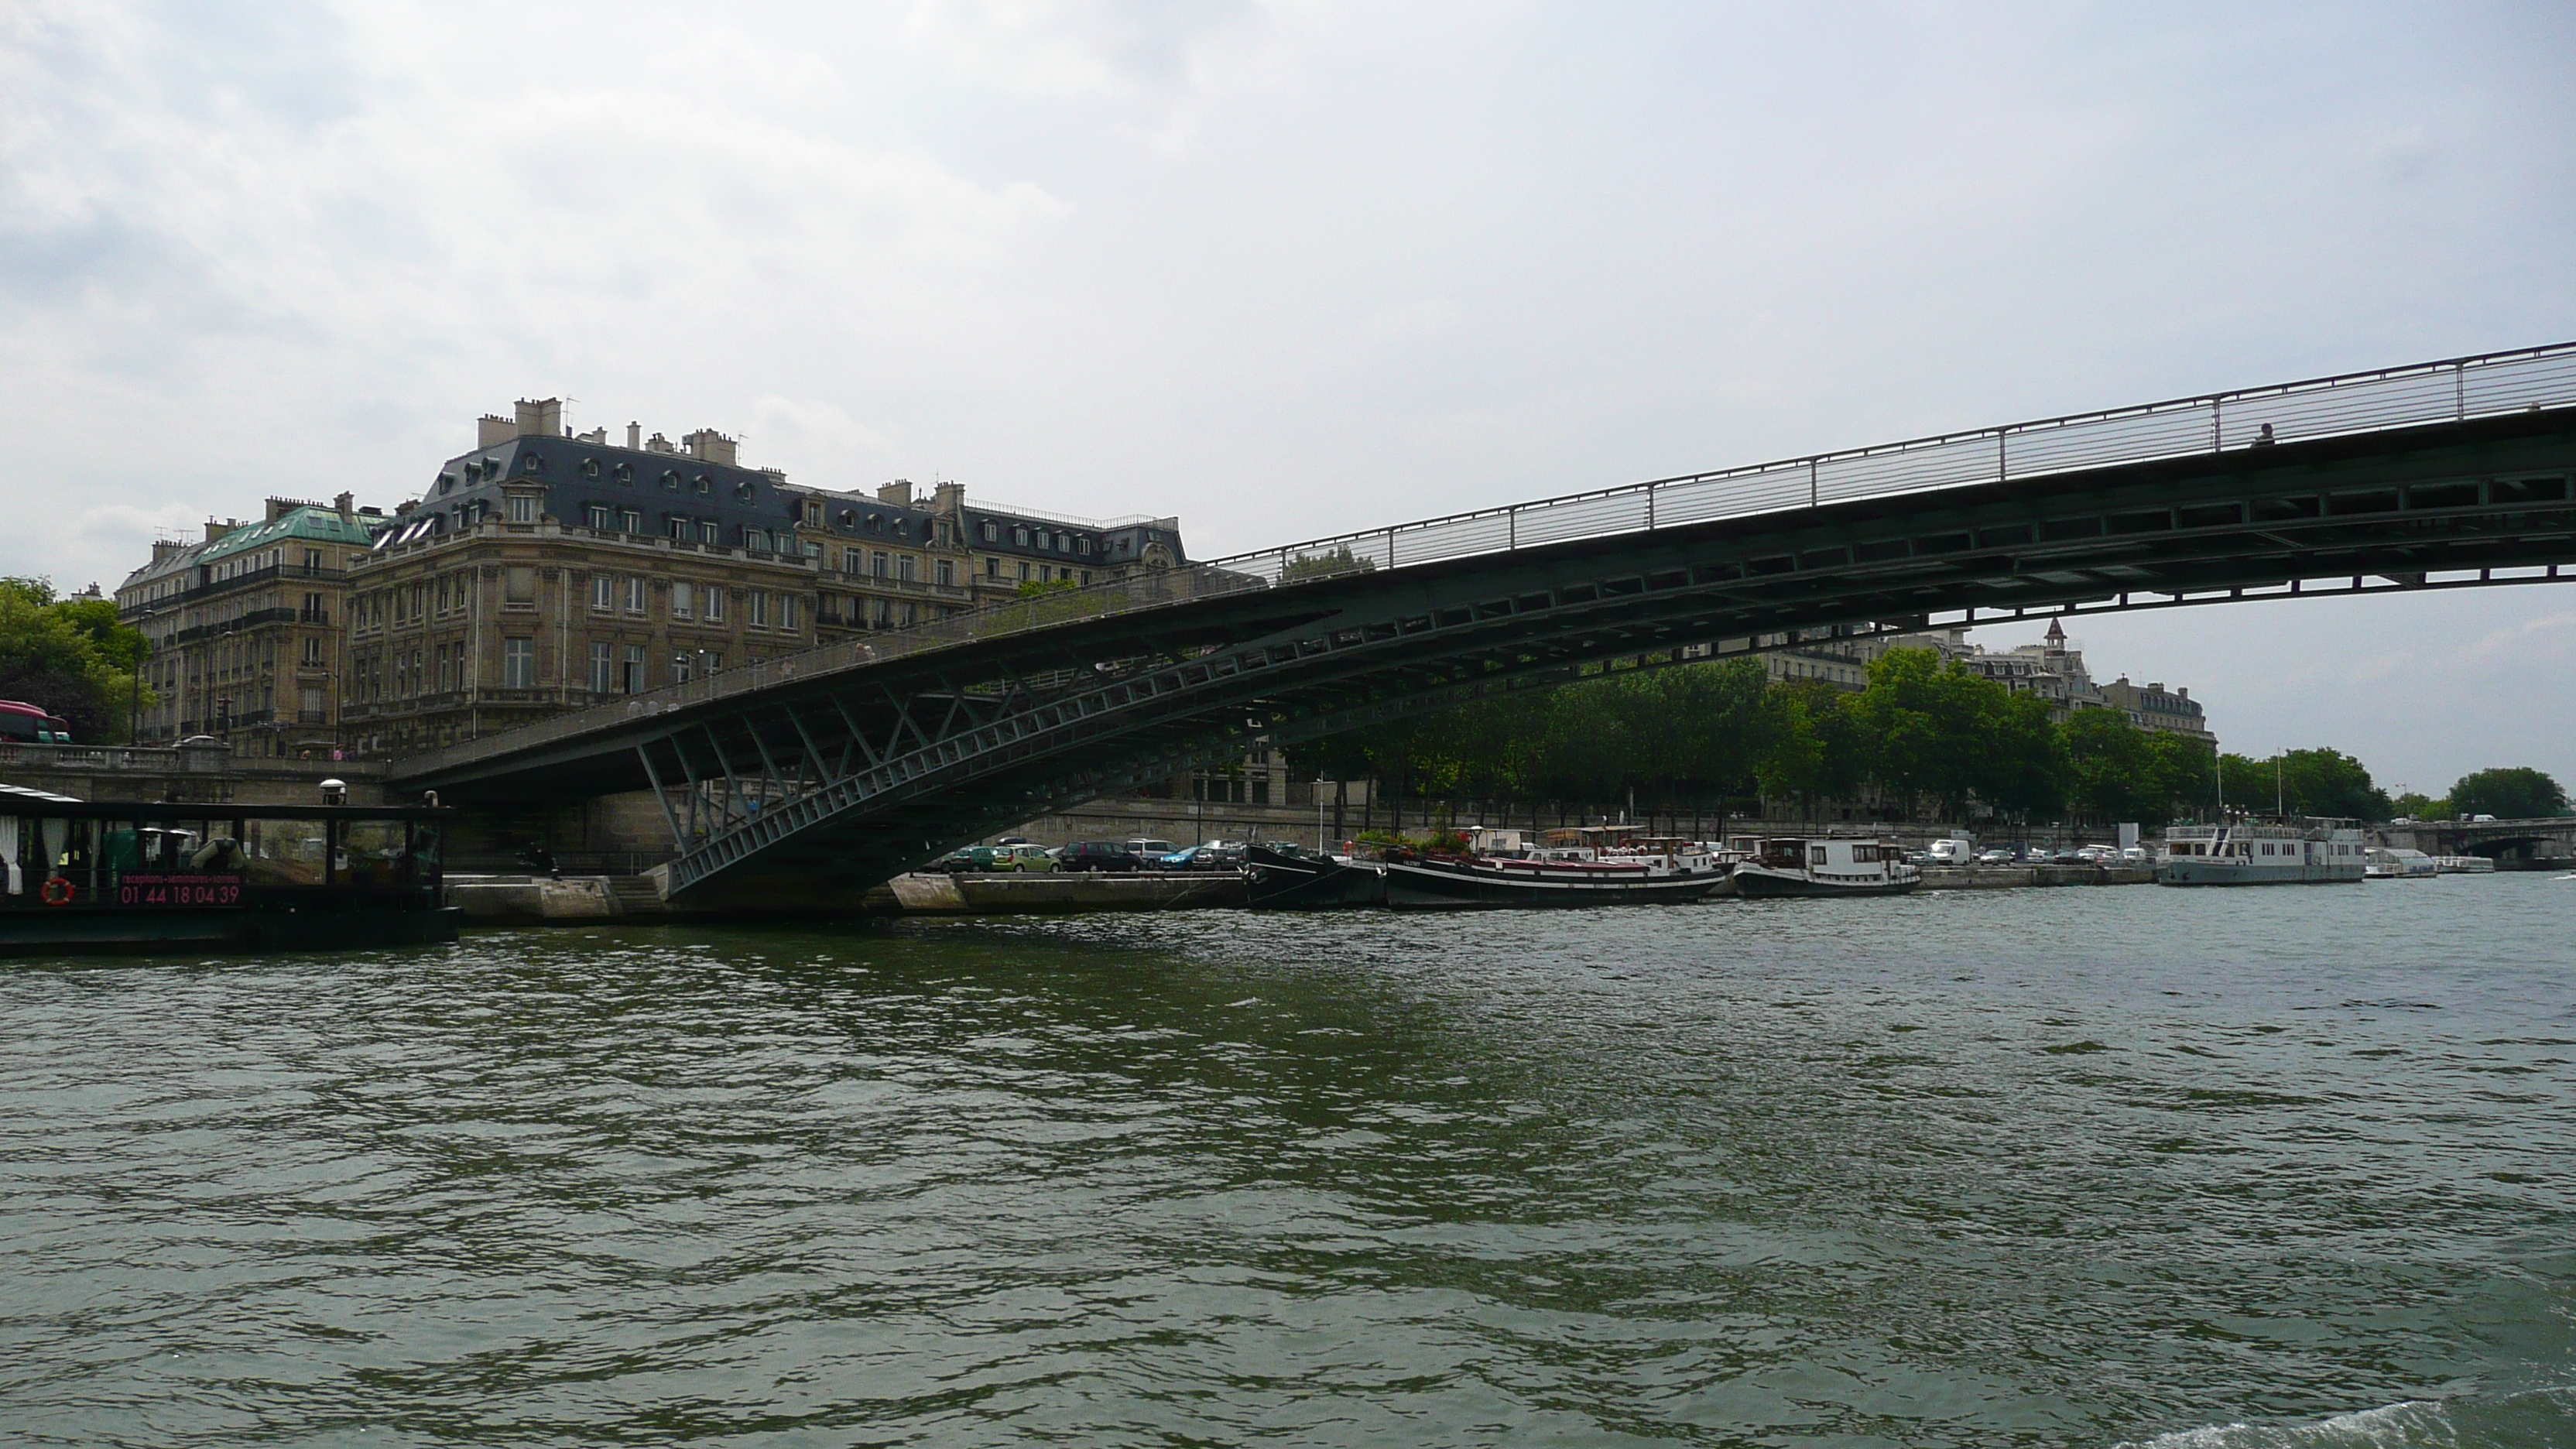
[200,507,379,564]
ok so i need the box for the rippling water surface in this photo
[3,875,2572,1447]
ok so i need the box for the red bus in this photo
[0,701,74,744]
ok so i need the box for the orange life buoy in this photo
[39,876,75,906]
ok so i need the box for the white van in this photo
[1927,838,1976,865]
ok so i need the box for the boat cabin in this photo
[0,793,451,911]
[1756,838,1898,872]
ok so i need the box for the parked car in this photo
[1125,838,1179,868]
[1976,849,2013,865]
[933,844,1015,873]
[1005,844,1057,872]
[1059,841,1144,873]
[1160,841,1247,872]
[995,836,1037,848]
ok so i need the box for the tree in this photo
[2141,731,2215,826]
[1279,546,1375,582]
[0,577,152,743]
[2224,747,2390,820]
[2388,791,2448,821]
[2448,767,2569,820]
[2063,708,2151,822]
[1973,689,2066,823]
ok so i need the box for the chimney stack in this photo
[933,481,964,514]
[627,421,641,450]
[514,397,563,438]
[877,479,913,506]
[682,429,738,466]
[334,492,355,519]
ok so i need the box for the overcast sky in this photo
[5,2,2572,792]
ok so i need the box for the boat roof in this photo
[0,798,454,822]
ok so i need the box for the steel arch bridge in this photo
[390,344,2576,903]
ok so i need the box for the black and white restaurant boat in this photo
[0,785,461,955]
[1378,831,1726,909]
[1728,837,1921,899]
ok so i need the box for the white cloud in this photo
[1,0,2572,784]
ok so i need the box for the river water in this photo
[2,875,2571,1447]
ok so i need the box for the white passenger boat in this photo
[2434,855,2497,874]
[2158,820,2365,886]
[2364,847,2440,879]
[1730,838,1920,898]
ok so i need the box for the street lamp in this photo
[1316,775,1329,857]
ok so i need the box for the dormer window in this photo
[981,520,998,543]
[519,453,543,474]
[615,461,635,483]
[581,458,601,479]
[660,470,680,492]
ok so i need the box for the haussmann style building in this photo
[115,496,388,753]
[337,398,1185,755]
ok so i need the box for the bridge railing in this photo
[1202,341,2576,586]
[396,341,2576,778]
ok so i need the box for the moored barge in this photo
[1730,838,1921,898]
[2157,820,2365,886]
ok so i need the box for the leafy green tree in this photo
[1279,546,1375,582]
[2387,791,2448,821]
[1756,679,1859,812]
[0,577,152,743]
[2142,731,2215,826]
[2223,747,2390,820]
[2448,767,2569,819]
[1974,689,2066,822]
[2063,707,2151,822]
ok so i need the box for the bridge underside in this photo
[396,409,2576,905]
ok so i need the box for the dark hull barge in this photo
[1379,855,1725,909]
[1242,845,1386,909]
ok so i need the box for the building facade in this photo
[334,398,1188,754]
[1757,618,2213,741]
[115,496,385,753]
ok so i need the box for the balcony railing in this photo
[128,561,344,615]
